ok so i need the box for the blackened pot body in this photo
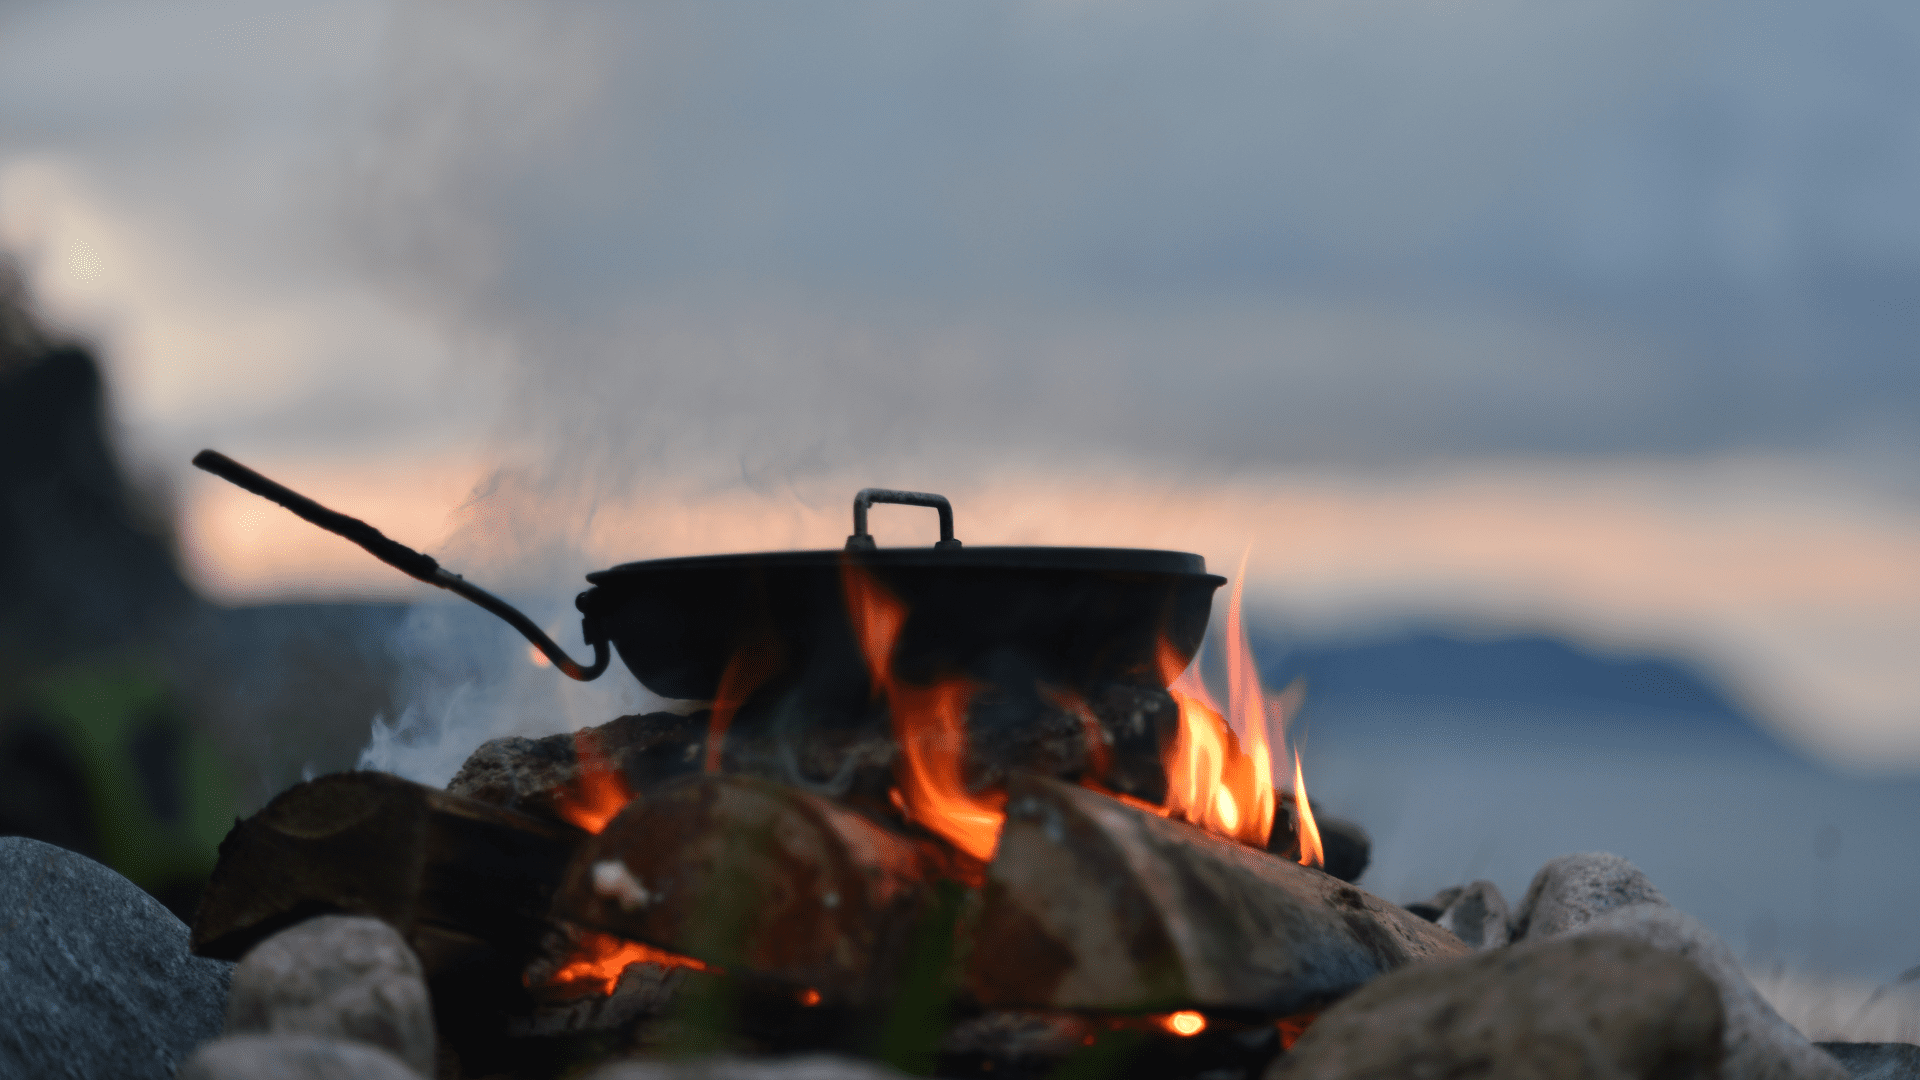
[576,547,1225,706]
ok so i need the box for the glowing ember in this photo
[552,728,633,834]
[841,561,1006,862]
[798,988,821,1006]
[1157,1010,1208,1036]
[1275,1012,1317,1050]
[528,644,550,667]
[536,930,709,996]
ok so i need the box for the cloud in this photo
[7,0,1920,775]
[178,451,1920,771]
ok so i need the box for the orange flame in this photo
[553,728,633,834]
[705,638,783,773]
[1223,556,1276,846]
[842,561,1006,863]
[1154,567,1275,845]
[1157,635,1255,841]
[1153,558,1324,855]
[1154,1011,1207,1036]
[1292,749,1323,869]
[537,930,710,996]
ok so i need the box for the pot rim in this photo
[585,546,1223,583]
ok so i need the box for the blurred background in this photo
[1,0,1915,1034]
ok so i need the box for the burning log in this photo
[447,710,711,821]
[192,772,586,968]
[551,774,957,1010]
[445,688,1176,835]
[963,775,1469,1016]
[1267,793,1372,885]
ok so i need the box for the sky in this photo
[1,0,1917,770]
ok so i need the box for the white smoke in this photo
[354,467,671,785]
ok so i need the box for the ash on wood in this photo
[193,771,586,966]
[963,775,1468,1015]
[552,774,954,1009]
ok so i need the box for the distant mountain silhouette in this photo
[1250,628,1789,756]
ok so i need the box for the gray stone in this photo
[1405,884,1463,922]
[1569,904,1848,1080]
[584,1054,915,1080]
[176,1033,422,1080]
[1816,1043,1920,1080]
[1436,879,1512,950]
[1269,932,1725,1080]
[1511,851,1668,940]
[0,836,231,1080]
[226,915,434,1076]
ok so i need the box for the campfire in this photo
[184,459,1447,1080]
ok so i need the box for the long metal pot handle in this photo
[191,450,609,681]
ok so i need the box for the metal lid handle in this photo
[846,488,962,551]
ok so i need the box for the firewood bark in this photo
[192,771,586,966]
[551,774,952,1009]
[963,775,1469,1016]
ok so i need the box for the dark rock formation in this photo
[0,836,232,1080]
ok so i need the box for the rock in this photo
[1436,879,1512,950]
[1511,851,1667,940]
[1406,881,1512,948]
[225,915,435,1076]
[1568,904,1848,1080]
[176,1033,422,1080]
[583,1054,915,1080]
[1405,884,1463,923]
[1815,1043,1920,1080]
[1268,932,1725,1080]
[0,836,231,1080]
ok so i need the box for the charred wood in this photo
[1265,794,1371,885]
[446,686,1178,831]
[192,771,585,969]
[963,775,1468,1016]
[447,711,711,819]
[551,775,957,1011]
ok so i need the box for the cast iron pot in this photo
[192,454,1225,700]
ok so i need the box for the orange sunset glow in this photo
[178,458,1920,769]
